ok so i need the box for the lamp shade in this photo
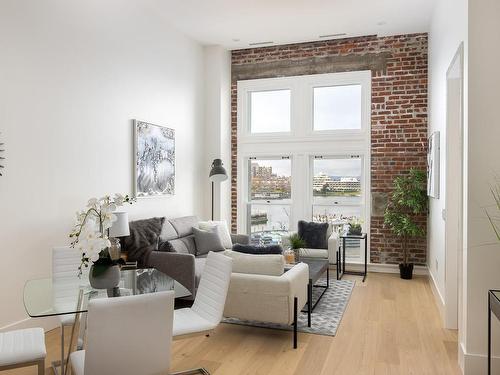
[109,211,130,238]
[209,159,228,182]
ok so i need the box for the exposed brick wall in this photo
[231,33,428,265]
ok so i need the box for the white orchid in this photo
[70,193,135,276]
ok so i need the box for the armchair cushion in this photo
[223,250,284,276]
[298,220,328,249]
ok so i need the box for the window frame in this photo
[237,71,372,264]
[237,71,371,143]
[243,155,294,241]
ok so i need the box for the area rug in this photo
[222,275,354,336]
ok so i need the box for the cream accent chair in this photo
[0,328,46,375]
[222,251,309,348]
[283,224,339,265]
[70,291,174,375]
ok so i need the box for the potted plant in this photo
[384,169,427,279]
[486,179,500,240]
[348,218,363,236]
[70,193,134,288]
[288,233,306,262]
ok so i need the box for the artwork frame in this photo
[427,131,440,198]
[134,120,175,198]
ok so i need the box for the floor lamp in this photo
[209,159,228,220]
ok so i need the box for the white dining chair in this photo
[69,290,174,375]
[52,246,84,375]
[173,251,232,338]
[0,327,46,374]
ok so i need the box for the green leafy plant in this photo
[486,179,500,241]
[384,169,428,265]
[348,218,363,235]
[289,233,306,249]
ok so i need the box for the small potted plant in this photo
[384,169,427,279]
[347,218,363,236]
[288,233,306,262]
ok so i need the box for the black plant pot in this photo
[399,263,414,280]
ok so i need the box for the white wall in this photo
[427,0,467,323]
[0,0,206,328]
[463,1,500,373]
[203,46,232,223]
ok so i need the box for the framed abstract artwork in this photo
[427,131,440,198]
[134,120,175,197]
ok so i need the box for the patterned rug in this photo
[222,275,354,336]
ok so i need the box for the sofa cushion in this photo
[169,216,199,238]
[122,217,164,266]
[232,243,283,255]
[169,235,197,255]
[193,227,225,256]
[199,220,233,249]
[223,250,284,276]
[159,220,178,242]
[298,220,329,249]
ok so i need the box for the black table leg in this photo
[489,292,492,375]
[336,250,339,280]
[293,297,298,349]
[363,235,368,282]
[308,279,312,327]
[342,237,346,274]
[327,267,330,288]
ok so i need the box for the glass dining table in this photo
[23,267,191,375]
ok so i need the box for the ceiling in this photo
[157,0,435,50]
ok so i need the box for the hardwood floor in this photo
[6,273,460,375]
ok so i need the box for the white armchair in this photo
[283,228,339,265]
[223,257,309,348]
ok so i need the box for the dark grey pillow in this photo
[158,241,174,252]
[121,217,165,266]
[232,244,283,255]
[298,220,329,249]
[192,227,225,255]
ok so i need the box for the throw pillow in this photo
[158,241,174,252]
[232,243,283,255]
[198,220,233,249]
[192,227,225,256]
[121,217,165,266]
[298,220,329,249]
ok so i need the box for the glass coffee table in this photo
[24,268,191,375]
[287,258,329,327]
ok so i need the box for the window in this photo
[237,71,371,263]
[313,85,362,131]
[250,90,291,133]
[248,158,291,245]
[312,156,364,261]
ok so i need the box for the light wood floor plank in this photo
[5,273,460,375]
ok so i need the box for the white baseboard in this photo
[428,269,445,322]
[462,346,500,374]
[0,315,59,333]
[330,262,428,276]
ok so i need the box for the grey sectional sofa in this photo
[123,215,249,297]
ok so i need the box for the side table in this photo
[488,290,500,374]
[338,233,368,282]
